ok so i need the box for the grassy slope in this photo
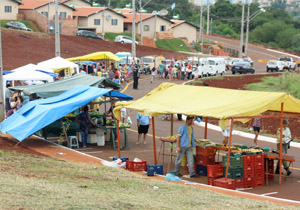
[1,20,35,32]
[0,150,298,210]
[156,39,192,53]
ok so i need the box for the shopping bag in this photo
[127,116,132,125]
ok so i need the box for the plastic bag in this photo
[127,116,132,125]
[165,173,181,181]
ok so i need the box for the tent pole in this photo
[225,118,234,180]
[117,119,120,158]
[171,114,173,136]
[204,117,208,139]
[152,117,157,165]
[279,102,284,184]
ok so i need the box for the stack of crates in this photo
[207,163,223,185]
[222,155,244,188]
[196,146,215,176]
[243,155,255,188]
[264,159,274,180]
[214,178,236,190]
[253,154,265,187]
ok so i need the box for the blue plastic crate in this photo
[113,156,129,162]
[197,165,207,176]
[147,164,164,175]
[147,165,155,176]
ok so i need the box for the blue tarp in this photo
[0,85,111,141]
[3,71,13,75]
[103,91,133,101]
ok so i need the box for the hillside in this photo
[1,29,186,70]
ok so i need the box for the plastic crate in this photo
[223,167,244,179]
[186,164,197,174]
[207,164,223,178]
[207,176,222,186]
[242,155,254,166]
[235,178,244,188]
[113,156,129,162]
[214,178,236,190]
[196,146,215,156]
[222,155,244,169]
[147,165,155,176]
[254,154,264,163]
[126,160,147,172]
[196,155,215,166]
[197,165,207,176]
[244,176,255,188]
[254,179,265,187]
[147,164,163,175]
[243,165,254,177]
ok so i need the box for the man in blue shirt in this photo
[174,116,199,178]
[136,112,152,144]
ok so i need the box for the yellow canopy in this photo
[67,51,121,62]
[113,82,300,122]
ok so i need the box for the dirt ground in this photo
[2,29,186,70]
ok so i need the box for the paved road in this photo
[80,74,300,202]
[204,34,300,73]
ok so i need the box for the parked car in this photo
[231,62,255,74]
[114,35,138,45]
[228,58,243,70]
[266,60,285,72]
[278,57,296,71]
[6,21,32,31]
[76,30,103,39]
[242,57,254,66]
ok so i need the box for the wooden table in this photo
[158,138,177,171]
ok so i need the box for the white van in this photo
[192,58,211,78]
[142,56,162,70]
[208,57,226,75]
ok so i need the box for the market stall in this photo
[113,82,300,185]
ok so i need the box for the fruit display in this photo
[119,122,130,128]
[89,111,103,116]
[164,136,177,140]
[241,148,263,154]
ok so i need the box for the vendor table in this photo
[158,138,177,171]
[264,152,295,185]
[100,126,130,150]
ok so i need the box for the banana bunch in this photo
[165,136,177,140]
[242,148,263,153]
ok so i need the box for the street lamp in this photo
[245,6,265,56]
[239,2,245,58]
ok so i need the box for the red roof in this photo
[19,0,67,10]
[123,13,153,23]
[171,20,184,28]
[73,7,104,17]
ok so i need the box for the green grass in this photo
[104,32,140,42]
[0,150,299,209]
[245,73,300,99]
[0,20,36,32]
[156,39,192,52]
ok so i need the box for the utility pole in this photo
[245,4,250,57]
[239,2,245,58]
[132,0,136,57]
[206,0,210,35]
[102,8,105,37]
[139,0,143,45]
[0,20,5,122]
[199,0,203,42]
[55,0,60,57]
[47,0,50,33]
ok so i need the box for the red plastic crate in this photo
[254,154,264,163]
[196,155,215,166]
[214,178,236,190]
[186,164,197,174]
[254,161,264,171]
[207,164,223,178]
[254,179,265,187]
[207,177,221,185]
[235,178,244,188]
[126,160,147,171]
[242,155,254,166]
[244,165,254,176]
[196,146,215,156]
[244,176,255,188]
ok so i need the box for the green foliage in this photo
[104,32,140,41]
[246,73,300,99]
[194,44,201,52]
[155,39,192,52]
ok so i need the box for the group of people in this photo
[156,61,195,81]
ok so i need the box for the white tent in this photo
[3,70,54,84]
[12,63,54,73]
[37,56,79,74]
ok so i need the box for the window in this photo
[111,19,118,25]
[41,12,48,17]
[160,25,166,31]
[144,25,150,31]
[60,12,67,19]
[5,6,12,13]
[94,19,100,25]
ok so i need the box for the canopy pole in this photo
[152,117,157,165]
[225,118,234,180]
[279,102,284,184]
[117,119,121,158]
[171,114,174,136]
[204,117,208,139]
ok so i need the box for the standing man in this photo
[158,61,165,79]
[219,119,231,146]
[136,112,151,144]
[174,116,199,178]
[275,119,292,176]
[132,60,139,89]
[248,114,262,147]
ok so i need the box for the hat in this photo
[283,119,288,124]
[186,116,195,120]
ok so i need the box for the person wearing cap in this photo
[275,119,292,176]
[174,116,199,178]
